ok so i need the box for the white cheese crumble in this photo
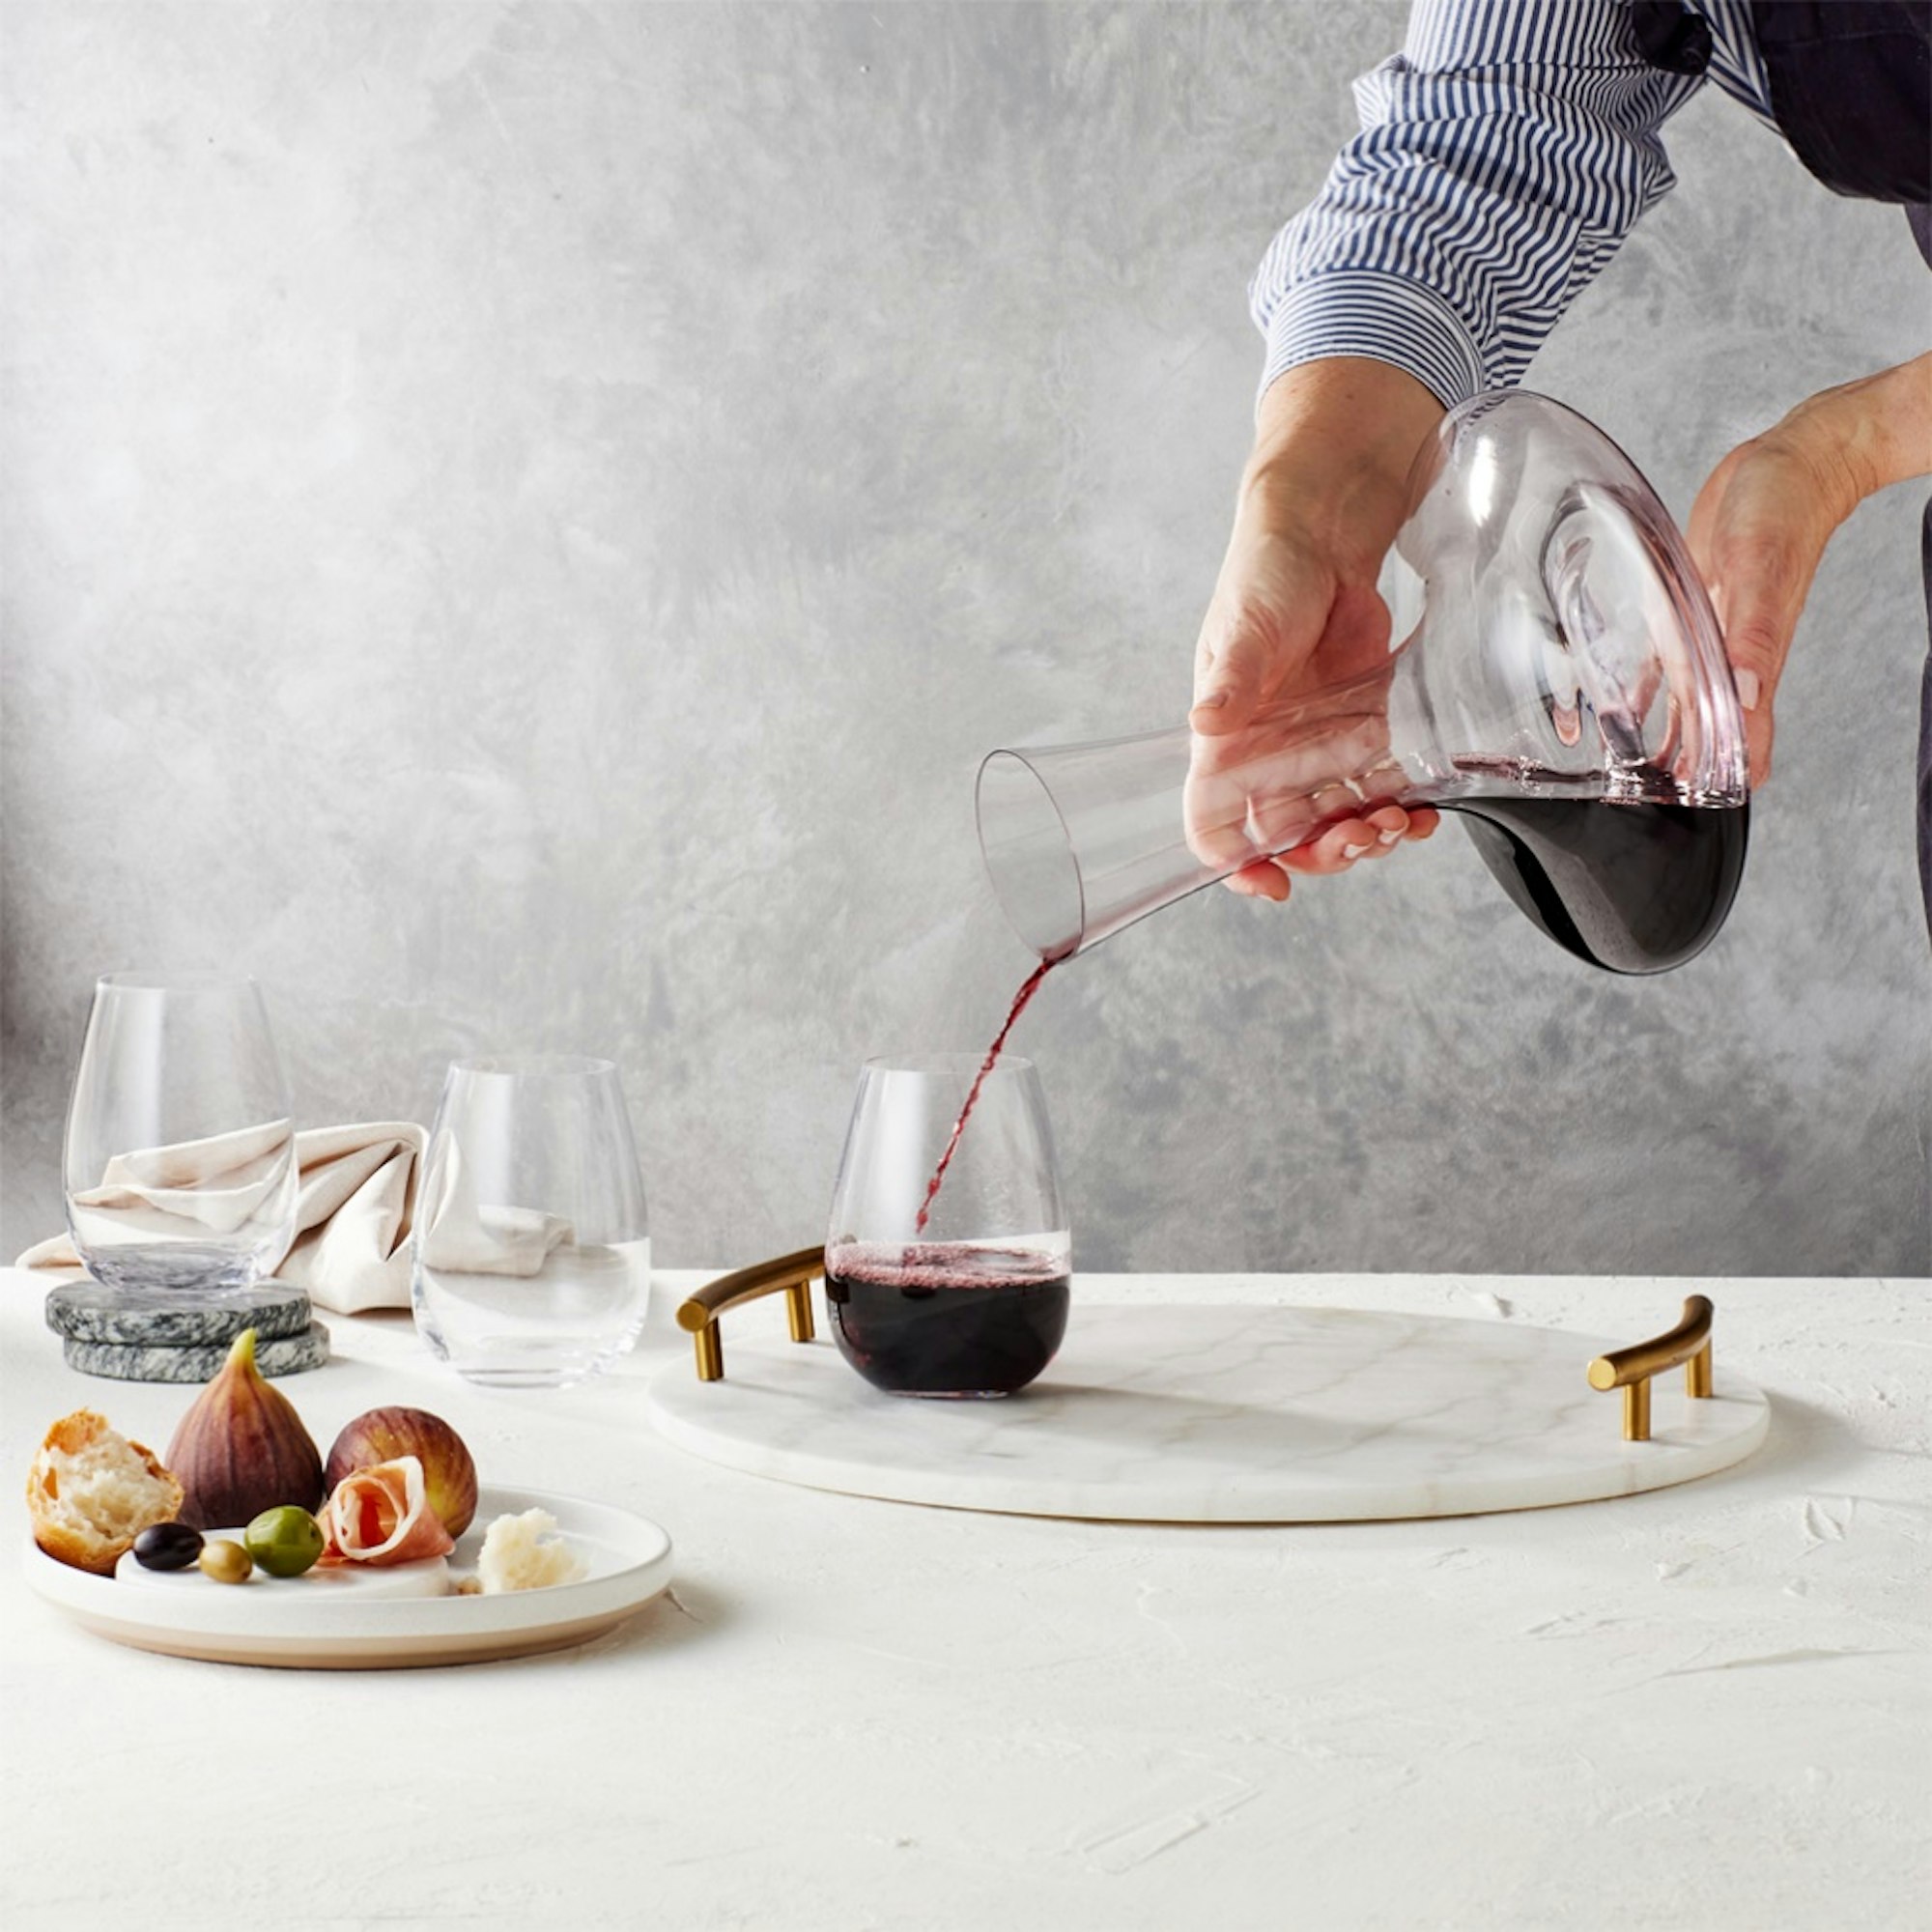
[476,1507,588,1594]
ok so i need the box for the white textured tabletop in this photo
[2,1267,1926,1932]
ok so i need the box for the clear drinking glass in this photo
[63,972,298,1297]
[412,1055,651,1388]
[824,1054,1068,1398]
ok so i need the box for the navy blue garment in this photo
[1749,3,1930,206]
[1739,2,1932,932]
[1922,503,1932,927]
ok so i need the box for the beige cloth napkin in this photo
[17,1122,426,1316]
[64,1118,296,1240]
[416,1138,575,1276]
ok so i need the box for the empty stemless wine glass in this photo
[63,972,298,1298]
[412,1056,651,1388]
[824,1054,1069,1398]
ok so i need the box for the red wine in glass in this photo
[825,1241,1069,1397]
[827,1045,1069,1398]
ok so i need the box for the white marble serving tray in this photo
[647,1303,1769,1521]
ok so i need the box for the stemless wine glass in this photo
[63,972,298,1298]
[824,1054,1069,1398]
[412,1056,651,1388]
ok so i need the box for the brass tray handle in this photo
[1587,1294,1715,1441]
[676,1246,822,1381]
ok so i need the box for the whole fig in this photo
[325,1407,477,1538]
[165,1329,325,1530]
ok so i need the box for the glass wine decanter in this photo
[976,390,1749,974]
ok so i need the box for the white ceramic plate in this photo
[22,1485,673,1670]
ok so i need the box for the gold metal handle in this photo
[1587,1294,1715,1441]
[676,1247,822,1381]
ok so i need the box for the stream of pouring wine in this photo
[914,957,1056,1234]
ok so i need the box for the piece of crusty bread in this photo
[27,1409,185,1576]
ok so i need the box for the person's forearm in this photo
[1239,358,1447,576]
[1187,355,1446,886]
[1778,353,1932,511]
[1684,352,1932,785]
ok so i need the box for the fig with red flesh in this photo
[324,1407,477,1538]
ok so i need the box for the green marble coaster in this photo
[62,1321,331,1382]
[44,1279,311,1347]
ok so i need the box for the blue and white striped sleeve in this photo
[1251,0,1708,407]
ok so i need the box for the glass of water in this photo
[63,972,298,1298]
[412,1056,651,1387]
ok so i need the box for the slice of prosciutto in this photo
[318,1455,456,1566]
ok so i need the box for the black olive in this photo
[132,1520,204,1572]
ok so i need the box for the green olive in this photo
[243,1505,325,1578]
[198,1539,253,1584]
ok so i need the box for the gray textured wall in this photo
[3,2,1927,1276]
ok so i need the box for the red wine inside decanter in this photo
[824,1241,1069,1396]
[1447,797,1749,974]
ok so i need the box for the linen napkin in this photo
[17,1121,427,1316]
[61,1118,295,1240]
[415,1137,574,1276]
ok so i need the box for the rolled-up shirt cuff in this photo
[1258,270,1488,412]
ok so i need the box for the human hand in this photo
[1189,359,1445,900]
[1686,354,1932,784]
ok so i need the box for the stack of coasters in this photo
[45,1280,331,1381]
